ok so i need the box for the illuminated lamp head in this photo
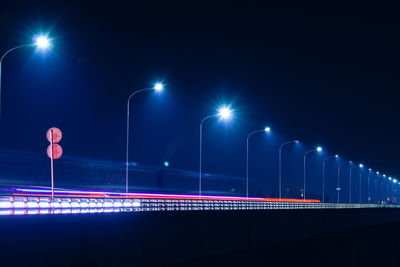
[217,106,233,120]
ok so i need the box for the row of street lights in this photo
[332,160,399,204]
[123,86,321,201]
[125,85,399,203]
[2,35,398,203]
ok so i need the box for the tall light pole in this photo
[367,168,372,203]
[396,180,400,202]
[303,146,322,201]
[358,164,364,204]
[392,178,398,203]
[382,174,386,202]
[246,126,271,199]
[349,162,354,203]
[375,171,379,203]
[322,154,338,202]
[199,105,233,198]
[337,161,349,203]
[278,140,299,200]
[0,35,51,116]
[125,82,164,195]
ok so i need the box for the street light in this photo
[392,178,397,203]
[367,169,372,203]
[303,146,323,201]
[153,82,164,92]
[381,174,386,202]
[349,161,354,203]
[387,177,392,202]
[199,105,233,198]
[0,34,51,116]
[125,82,164,195]
[359,164,364,204]
[34,36,51,49]
[246,126,271,199]
[322,154,338,202]
[337,161,350,203]
[217,106,233,120]
[383,174,386,200]
[278,140,299,200]
[374,172,380,203]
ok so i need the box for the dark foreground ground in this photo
[0,208,399,266]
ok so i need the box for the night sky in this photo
[0,1,399,199]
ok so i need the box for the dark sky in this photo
[0,1,399,199]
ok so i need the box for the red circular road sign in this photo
[46,127,62,143]
[47,144,63,159]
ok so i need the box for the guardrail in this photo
[0,196,397,215]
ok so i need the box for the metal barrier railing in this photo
[0,195,396,215]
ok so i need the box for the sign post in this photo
[46,127,63,201]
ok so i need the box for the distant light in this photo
[359,164,364,168]
[383,174,386,177]
[34,35,50,49]
[164,161,169,167]
[335,154,339,158]
[154,83,164,92]
[393,179,397,183]
[389,177,392,180]
[264,127,271,132]
[295,140,300,144]
[217,106,233,120]
[368,168,372,171]
[376,171,380,174]
[316,146,322,152]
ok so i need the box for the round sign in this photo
[47,144,63,159]
[46,127,62,143]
